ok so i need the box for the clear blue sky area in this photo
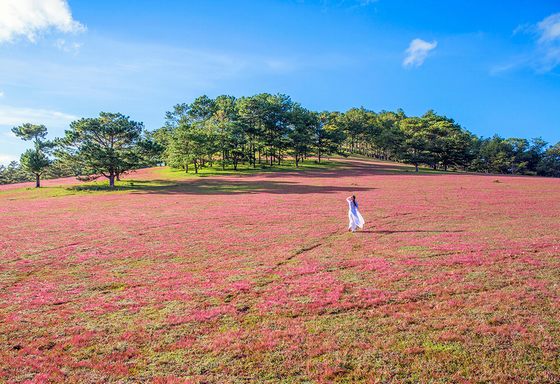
[1,0,559,164]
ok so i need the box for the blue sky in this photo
[1,0,559,164]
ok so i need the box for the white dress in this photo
[347,197,365,232]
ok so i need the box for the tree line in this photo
[2,93,560,187]
[153,94,560,176]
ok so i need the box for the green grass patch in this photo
[423,340,465,355]
[154,159,343,179]
[0,179,179,200]
[398,245,429,252]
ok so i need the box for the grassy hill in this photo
[1,158,559,383]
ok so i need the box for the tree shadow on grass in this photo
[255,160,451,180]
[68,179,375,196]
[155,158,451,184]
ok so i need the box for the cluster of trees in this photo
[2,113,160,187]
[7,124,52,187]
[0,161,32,185]
[153,94,343,173]
[153,93,560,176]
[0,159,76,185]
[2,93,559,187]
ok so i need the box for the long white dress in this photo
[347,197,365,232]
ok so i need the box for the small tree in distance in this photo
[11,123,52,187]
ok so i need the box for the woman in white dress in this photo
[347,195,365,232]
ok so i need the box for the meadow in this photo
[1,158,559,383]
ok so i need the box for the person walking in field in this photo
[347,195,365,232]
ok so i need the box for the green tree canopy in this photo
[537,142,560,177]
[11,123,48,145]
[11,123,52,187]
[58,112,155,187]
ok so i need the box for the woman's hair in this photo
[352,195,357,207]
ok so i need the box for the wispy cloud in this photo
[536,13,560,71]
[0,153,19,165]
[0,0,85,44]
[0,105,77,127]
[0,34,355,105]
[54,38,82,54]
[537,13,560,43]
[357,0,378,5]
[0,91,4,98]
[499,12,560,74]
[489,59,529,75]
[318,0,379,12]
[0,105,76,164]
[403,38,437,68]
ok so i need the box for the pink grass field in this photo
[1,159,559,383]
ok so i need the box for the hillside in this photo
[1,158,559,383]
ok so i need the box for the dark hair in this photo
[352,195,357,207]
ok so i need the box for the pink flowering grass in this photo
[1,159,559,383]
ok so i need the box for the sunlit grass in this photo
[154,159,343,179]
[0,179,177,200]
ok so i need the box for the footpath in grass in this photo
[1,158,559,383]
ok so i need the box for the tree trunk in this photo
[35,173,40,188]
[318,150,321,163]
[415,163,419,173]
[194,160,198,174]
[109,173,115,187]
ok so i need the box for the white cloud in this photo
[0,105,77,127]
[403,38,438,68]
[0,91,4,97]
[0,0,85,43]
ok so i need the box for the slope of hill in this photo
[1,158,559,383]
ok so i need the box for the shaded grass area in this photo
[346,155,452,174]
[0,178,374,200]
[0,158,475,201]
[0,159,359,200]
[0,160,343,199]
